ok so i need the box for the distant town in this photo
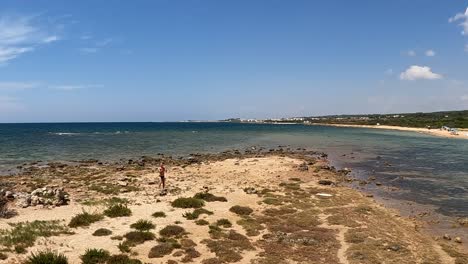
[221,110,468,129]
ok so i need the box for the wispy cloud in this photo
[425,50,436,57]
[406,50,416,57]
[449,7,468,35]
[80,47,98,54]
[50,84,103,91]
[0,14,61,64]
[0,81,40,90]
[400,65,443,81]
[79,38,113,54]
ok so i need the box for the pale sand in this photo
[311,123,468,139]
[1,156,466,263]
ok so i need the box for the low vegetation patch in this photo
[152,211,166,218]
[229,205,253,216]
[69,212,103,228]
[202,230,254,263]
[148,243,174,258]
[104,204,132,218]
[130,219,155,231]
[80,248,110,264]
[195,219,209,225]
[123,231,155,246]
[159,225,186,237]
[92,228,112,236]
[0,220,72,251]
[183,208,213,220]
[171,197,205,208]
[25,250,68,264]
[216,219,232,228]
[237,217,265,236]
[193,192,228,202]
[0,197,16,219]
[106,254,142,264]
[0,252,7,260]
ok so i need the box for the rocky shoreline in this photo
[1,148,467,263]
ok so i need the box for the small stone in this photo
[455,237,462,243]
[443,234,451,241]
[318,180,334,186]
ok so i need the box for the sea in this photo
[0,122,467,219]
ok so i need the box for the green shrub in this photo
[229,205,253,216]
[171,197,204,208]
[106,254,142,264]
[80,248,110,264]
[182,208,213,220]
[193,192,227,202]
[216,219,232,228]
[0,220,72,250]
[25,250,68,264]
[123,231,155,246]
[195,219,209,226]
[104,204,132,218]
[159,225,185,237]
[118,242,131,253]
[151,211,166,218]
[92,228,112,236]
[130,220,155,231]
[69,212,103,228]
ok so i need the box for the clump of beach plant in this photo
[216,219,232,228]
[92,228,112,236]
[193,192,227,202]
[182,208,213,220]
[69,212,104,228]
[118,242,131,253]
[171,197,205,208]
[195,219,209,226]
[25,250,68,264]
[159,225,185,237]
[202,230,254,263]
[106,254,142,264]
[229,205,253,216]
[80,248,110,264]
[123,231,155,246]
[0,220,72,251]
[104,204,132,218]
[237,217,264,236]
[152,211,166,218]
[130,219,155,231]
[148,243,174,258]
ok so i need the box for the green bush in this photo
[159,225,185,237]
[25,250,68,264]
[148,243,174,258]
[104,204,132,218]
[229,205,253,216]
[130,220,155,231]
[80,248,110,264]
[151,211,166,218]
[193,192,227,202]
[171,197,204,208]
[92,228,112,236]
[182,208,213,220]
[195,219,209,226]
[69,212,104,228]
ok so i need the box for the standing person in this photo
[158,163,166,190]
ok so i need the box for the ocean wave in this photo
[49,132,82,136]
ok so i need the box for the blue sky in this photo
[0,0,467,122]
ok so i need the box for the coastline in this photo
[1,149,467,263]
[310,123,468,139]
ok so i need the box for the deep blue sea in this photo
[0,122,467,217]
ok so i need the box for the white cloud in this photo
[399,65,443,81]
[0,15,61,63]
[0,81,40,90]
[449,7,468,35]
[425,50,435,57]
[80,47,98,53]
[406,50,416,57]
[50,84,103,91]
[42,35,59,43]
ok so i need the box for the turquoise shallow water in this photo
[0,122,467,216]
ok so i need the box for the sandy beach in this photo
[1,149,467,264]
[310,123,468,140]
